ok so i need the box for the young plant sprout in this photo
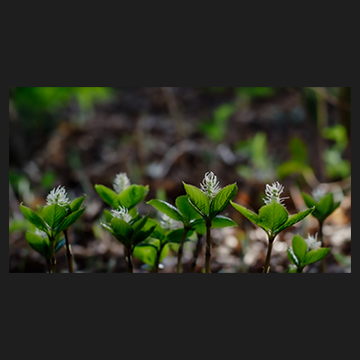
[132,215,192,273]
[231,181,314,273]
[20,185,86,273]
[147,195,205,273]
[301,188,341,272]
[183,172,238,273]
[95,172,149,212]
[286,233,330,273]
[100,207,156,273]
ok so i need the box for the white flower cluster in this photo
[200,171,221,199]
[113,173,131,194]
[46,185,70,207]
[304,233,321,252]
[263,181,289,206]
[111,206,132,223]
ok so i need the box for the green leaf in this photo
[183,182,210,217]
[190,218,207,235]
[159,243,171,262]
[164,228,186,244]
[143,218,165,240]
[176,195,201,224]
[212,215,238,228]
[147,199,184,222]
[57,207,86,232]
[25,231,50,259]
[318,193,334,217]
[209,183,238,217]
[100,220,115,236]
[111,217,133,245]
[302,192,317,208]
[292,235,308,264]
[304,248,330,266]
[132,214,150,237]
[302,192,339,223]
[103,209,113,223]
[94,184,119,209]
[42,204,68,233]
[276,207,314,234]
[118,184,149,210]
[132,225,157,248]
[19,204,49,233]
[132,244,158,267]
[287,246,299,267]
[54,237,66,253]
[230,201,262,227]
[70,195,86,213]
[258,201,288,235]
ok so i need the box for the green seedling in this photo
[20,186,86,273]
[183,172,238,273]
[147,195,205,273]
[94,172,149,215]
[133,215,194,273]
[231,182,314,273]
[302,188,341,272]
[100,207,156,273]
[286,234,330,273]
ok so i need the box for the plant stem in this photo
[153,245,163,273]
[319,221,326,273]
[205,222,212,273]
[177,229,189,273]
[49,236,56,273]
[191,233,203,273]
[263,236,274,273]
[63,229,74,273]
[125,247,134,273]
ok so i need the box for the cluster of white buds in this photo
[46,185,70,207]
[160,214,179,231]
[113,173,131,194]
[111,206,132,223]
[263,181,289,206]
[200,171,221,199]
[304,233,321,252]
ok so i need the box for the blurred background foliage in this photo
[9,87,351,273]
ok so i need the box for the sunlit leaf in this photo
[276,207,314,234]
[95,184,119,209]
[212,215,238,228]
[42,204,68,233]
[70,195,86,213]
[176,195,201,224]
[230,201,262,227]
[287,247,299,267]
[292,235,307,264]
[258,201,288,234]
[304,248,330,266]
[57,207,86,232]
[20,204,49,234]
[209,183,238,217]
[118,184,149,210]
[183,182,209,217]
[147,199,184,222]
[25,231,50,259]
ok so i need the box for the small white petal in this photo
[113,173,131,194]
[111,206,132,223]
[46,185,70,207]
[200,171,221,199]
